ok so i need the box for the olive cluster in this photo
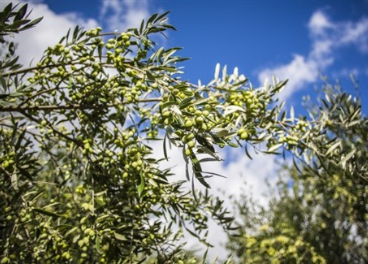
[75,225,97,262]
[106,32,131,50]
[227,92,244,107]
[243,91,265,114]
[38,120,57,137]
[159,104,213,130]
[237,127,255,140]
[278,120,309,149]
[85,27,102,37]
[18,207,33,223]
[294,120,308,133]
[105,33,132,68]
[46,43,72,58]
[278,133,299,148]
[0,150,15,172]
[113,128,136,148]
[226,90,265,116]
[27,30,130,102]
[122,146,145,173]
[82,139,93,155]
[157,103,218,153]
[3,206,16,222]
[146,127,159,139]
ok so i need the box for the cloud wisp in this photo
[99,0,151,32]
[0,1,98,66]
[0,0,153,67]
[258,10,368,101]
[149,139,280,260]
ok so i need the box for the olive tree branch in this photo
[0,98,162,112]
[20,110,83,147]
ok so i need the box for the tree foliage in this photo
[226,79,368,263]
[0,3,310,263]
[1,3,349,263]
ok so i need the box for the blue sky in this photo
[6,0,368,113]
[39,0,368,113]
[4,0,368,260]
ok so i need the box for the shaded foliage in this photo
[0,3,315,263]
[227,79,368,263]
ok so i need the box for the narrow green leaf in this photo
[268,143,283,152]
[339,149,355,167]
[146,71,155,82]
[137,172,145,198]
[326,141,340,156]
[155,11,170,23]
[147,13,158,25]
[244,145,253,160]
[290,106,294,122]
[11,173,18,191]
[179,97,193,109]
[139,19,145,34]
[33,208,60,218]
[163,132,168,161]
[21,17,43,31]
[114,232,127,241]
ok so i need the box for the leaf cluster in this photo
[227,79,368,263]
[0,4,321,264]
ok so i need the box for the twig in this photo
[0,98,161,112]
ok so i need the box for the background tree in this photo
[226,79,368,263]
[0,3,313,263]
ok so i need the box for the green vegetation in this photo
[227,81,368,263]
[1,3,366,264]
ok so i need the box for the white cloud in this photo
[150,140,280,260]
[308,10,333,36]
[99,0,150,32]
[331,67,360,79]
[340,18,368,52]
[258,55,326,101]
[0,0,153,67]
[203,148,279,260]
[0,1,98,66]
[258,10,368,101]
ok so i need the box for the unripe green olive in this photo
[187,133,195,140]
[187,140,195,148]
[240,132,249,139]
[185,148,192,156]
[62,252,71,259]
[162,111,171,117]
[185,120,193,128]
[1,257,10,264]
[237,128,245,135]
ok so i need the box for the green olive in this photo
[185,120,193,128]
[187,140,195,148]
